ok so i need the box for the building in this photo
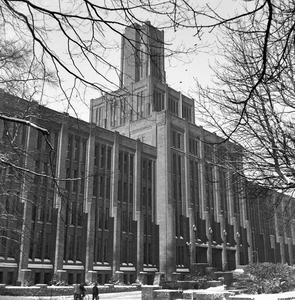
[0,22,294,286]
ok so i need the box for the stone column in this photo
[111,132,120,276]
[53,116,68,277]
[84,129,96,283]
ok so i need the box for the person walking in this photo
[74,283,81,300]
[92,282,99,300]
[80,283,86,298]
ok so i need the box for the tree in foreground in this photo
[196,1,295,206]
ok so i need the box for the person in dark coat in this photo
[80,283,86,298]
[92,282,99,300]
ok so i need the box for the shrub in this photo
[235,263,295,294]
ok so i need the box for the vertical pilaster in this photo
[53,116,68,275]
[111,131,120,276]
[85,128,96,282]
[18,119,35,285]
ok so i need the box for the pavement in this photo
[0,291,142,300]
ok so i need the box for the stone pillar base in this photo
[114,271,124,284]
[18,269,32,286]
[153,272,165,286]
[138,271,147,285]
[56,270,67,284]
[171,272,181,281]
[192,263,209,276]
[205,267,217,280]
[86,270,97,284]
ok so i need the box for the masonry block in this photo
[154,289,183,300]
[86,270,97,284]
[138,272,148,285]
[183,290,235,300]
[215,272,233,288]
[142,285,162,300]
[205,267,218,280]
[114,271,124,284]
[18,269,32,286]
[154,272,165,286]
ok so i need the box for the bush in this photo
[235,263,295,294]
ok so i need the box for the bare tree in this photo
[195,1,295,199]
[0,0,272,110]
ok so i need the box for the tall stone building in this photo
[0,22,294,286]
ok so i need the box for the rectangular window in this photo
[80,171,85,194]
[74,138,79,161]
[73,169,78,192]
[100,145,105,168]
[35,231,42,258]
[105,208,109,229]
[122,211,127,232]
[93,175,98,196]
[153,90,164,112]
[107,147,112,170]
[172,131,182,149]
[94,144,99,166]
[77,202,83,226]
[182,104,192,121]
[99,176,104,197]
[98,207,103,229]
[81,140,87,163]
[205,163,214,213]
[65,168,71,191]
[106,177,111,199]
[36,131,43,150]
[67,135,72,159]
[219,168,227,213]
[46,198,53,223]
[76,236,82,260]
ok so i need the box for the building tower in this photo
[120,21,165,88]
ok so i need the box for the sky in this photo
[10,0,251,122]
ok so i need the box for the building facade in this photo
[0,22,294,286]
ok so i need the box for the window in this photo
[100,145,105,168]
[77,203,83,226]
[189,138,198,156]
[153,90,165,112]
[168,98,179,116]
[172,131,183,150]
[34,161,40,184]
[107,147,112,170]
[74,138,79,161]
[205,163,214,212]
[46,198,53,223]
[204,144,213,162]
[80,171,85,194]
[106,177,111,199]
[94,144,99,166]
[151,49,162,79]
[93,174,98,196]
[67,136,72,159]
[65,168,71,191]
[81,140,87,163]
[36,131,43,150]
[219,168,227,213]
[73,169,78,192]
[105,208,109,229]
[99,176,104,197]
[122,211,127,232]
[182,104,192,121]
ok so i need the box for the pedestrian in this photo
[92,282,99,300]
[80,283,86,298]
[74,283,81,300]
